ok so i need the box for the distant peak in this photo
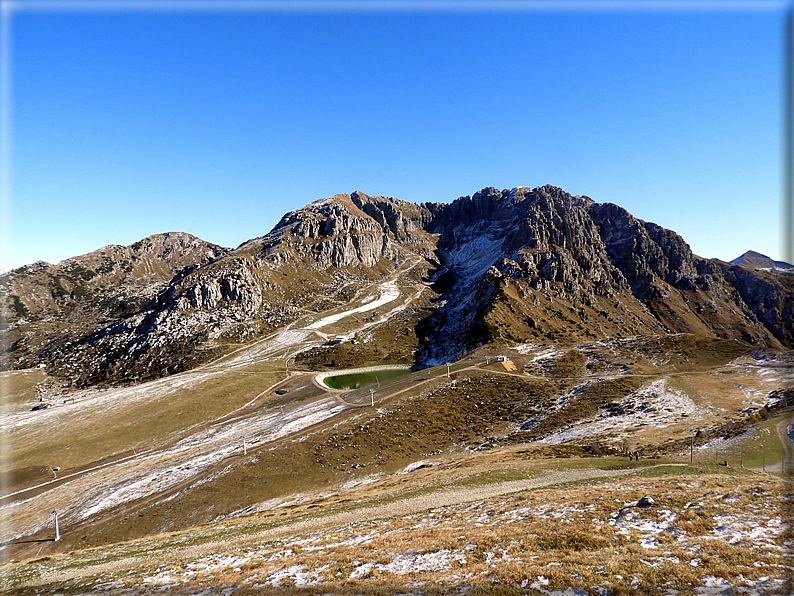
[731,249,767,263]
[731,250,793,270]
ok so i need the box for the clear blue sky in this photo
[2,2,788,269]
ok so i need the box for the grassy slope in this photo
[2,367,285,487]
[0,370,45,409]
[58,370,562,549]
[721,413,791,468]
[1,458,789,595]
[3,288,790,586]
[29,332,784,551]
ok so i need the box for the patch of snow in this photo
[640,555,680,567]
[222,329,316,367]
[1,396,348,541]
[444,233,505,283]
[307,282,400,329]
[610,508,679,550]
[349,562,374,580]
[695,575,734,595]
[531,348,565,364]
[71,398,346,522]
[186,554,250,573]
[532,575,550,587]
[375,549,466,575]
[265,549,294,562]
[512,343,542,355]
[304,531,379,552]
[402,460,434,473]
[639,537,660,549]
[709,514,786,550]
[540,379,703,444]
[340,473,382,490]
[265,564,322,587]
[529,579,588,596]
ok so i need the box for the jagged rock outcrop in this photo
[276,197,388,268]
[720,264,794,347]
[39,252,279,385]
[416,186,787,362]
[4,185,792,386]
[351,191,433,242]
[260,192,435,269]
[20,193,437,385]
[0,232,230,371]
[3,232,229,319]
[589,202,701,297]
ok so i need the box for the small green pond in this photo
[323,368,412,390]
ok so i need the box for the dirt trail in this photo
[195,255,426,372]
[773,415,794,474]
[33,465,647,586]
[744,415,794,474]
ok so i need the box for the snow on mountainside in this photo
[2,186,793,388]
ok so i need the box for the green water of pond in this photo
[323,368,412,390]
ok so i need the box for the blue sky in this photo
[2,2,788,269]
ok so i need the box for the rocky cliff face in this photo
[0,232,229,372]
[3,186,792,386]
[3,232,229,320]
[414,186,788,363]
[13,193,436,385]
[720,264,794,347]
[258,192,435,269]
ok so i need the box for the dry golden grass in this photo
[0,369,45,408]
[3,319,789,595]
[3,465,787,596]
[2,367,285,474]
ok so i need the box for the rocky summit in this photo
[2,185,792,387]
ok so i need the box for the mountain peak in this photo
[730,250,793,270]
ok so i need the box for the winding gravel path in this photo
[771,415,794,474]
[33,465,648,586]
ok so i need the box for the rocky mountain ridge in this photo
[1,232,229,374]
[416,187,792,362]
[2,186,792,386]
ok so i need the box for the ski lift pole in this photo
[52,509,60,542]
